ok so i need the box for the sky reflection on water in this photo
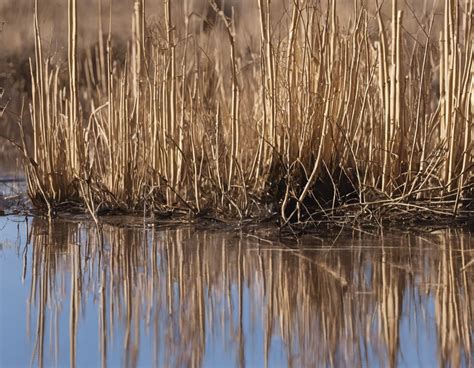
[0,216,473,367]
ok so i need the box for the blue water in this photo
[0,216,472,367]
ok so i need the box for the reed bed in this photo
[20,0,473,224]
[23,220,473,367]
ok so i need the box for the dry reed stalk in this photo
[21,0,473,224]
[257,0,276,184]
[68,0,79,177]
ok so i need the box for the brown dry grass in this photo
[1,0,473,225]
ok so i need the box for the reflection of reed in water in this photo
[435,231,473,368]
[25,219,473,367]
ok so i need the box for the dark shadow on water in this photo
[0,218,473,367]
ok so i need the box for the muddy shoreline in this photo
[1,179,472,237]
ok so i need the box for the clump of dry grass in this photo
[19,0,473,224]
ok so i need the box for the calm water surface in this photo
[0,216,472,367]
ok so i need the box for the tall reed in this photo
[23,0,473,223]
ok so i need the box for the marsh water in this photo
[0,165,473,368]
[0,209,473,367]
